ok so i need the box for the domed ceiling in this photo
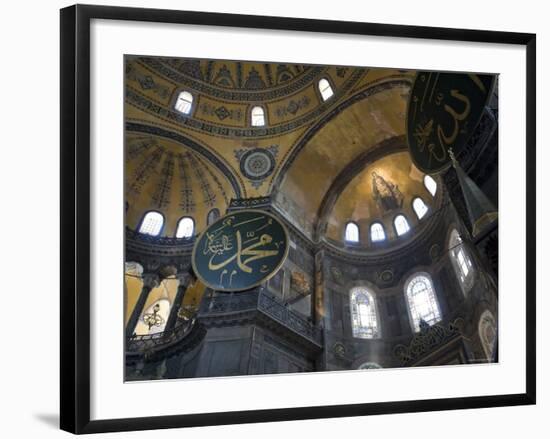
[325,151,440,245]
[125,55,417,238]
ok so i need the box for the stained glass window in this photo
[405,274,441,332]
[350,287,379,339]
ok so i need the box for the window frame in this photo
[175,216,195,239]
[448,228,475,293]
[350,286,380,339]
[404,272,442,333]
[250,105,266,127]
[424,174,438,197]
[137,210,165,237]
[317,77,335,102]
[412,196,429,220]
[369,221,386,243]
[344,221,360,244]
[174,90,194,115]
[393,214,411,237]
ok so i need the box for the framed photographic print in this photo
[60,4,536,434]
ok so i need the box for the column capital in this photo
[176,271,193,287]
[142,273,160,289]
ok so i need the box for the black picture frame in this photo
[60,4,536,434]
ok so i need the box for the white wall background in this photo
[0,0,546,437]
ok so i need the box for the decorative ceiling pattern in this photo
[125,55,417,240]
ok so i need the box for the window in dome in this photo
[405,274,442,332]
[207,208,220,225]
[424,175,437,196]
[318,78,334,101]
[176,217,194,238]
[350,287,379,339]
[174,91,193,115]
[394,214,410,236]
[345,222,359,243]
[251,106,265,126]
[370,222,386,242]
[138,211,164,236]
[412,197,429,219]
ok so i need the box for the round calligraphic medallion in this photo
[191,209,289,292]
[406,72,495,174]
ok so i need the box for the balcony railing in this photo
[199,288,322,348]
[126,318,196,353]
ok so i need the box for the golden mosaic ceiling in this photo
[125,56,417,241]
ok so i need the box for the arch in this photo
[412,197,428,219]
[318,77,334,101]
[207,208,221,225]
[357,362,382,370]
[135,299,170,335]
[251,105,266,127]
[176,216,194,238]
[424,175,437,196]
[313,136,407,240]
[370,222,386,242]
[394,214,410,236]
[449,229,474,293]
[174,90,193,114]
[478,309,497,360]
[126,123,243,198]
[350,287,379,339]
[138,211,164,236]
[405,273,441,332]
[344,222,359,243]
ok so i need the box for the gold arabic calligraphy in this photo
[201,215,284,287]
[412,73,487,166]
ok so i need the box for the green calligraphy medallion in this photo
[191,209,289,292]
[406,72,496,174]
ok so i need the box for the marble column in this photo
[125,273,159,338]
[164,272,194,334]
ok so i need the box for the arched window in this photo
[357,362,382,370]
[176,217,194,238]
[412,197,428,219]
[139,211,164,236]
[394,214,410,236]
[449,229,474,290]
[135,299,170,335]
[405,274,442,332]
[370,222,386,242]
[424,175,437,196]
[174,91,193,114]
[478,310,497,360]
[251,106,265,126]
[350,287,379,339]
[345,222,359,243]
[318,78,334,101]
[207,208,220,225]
